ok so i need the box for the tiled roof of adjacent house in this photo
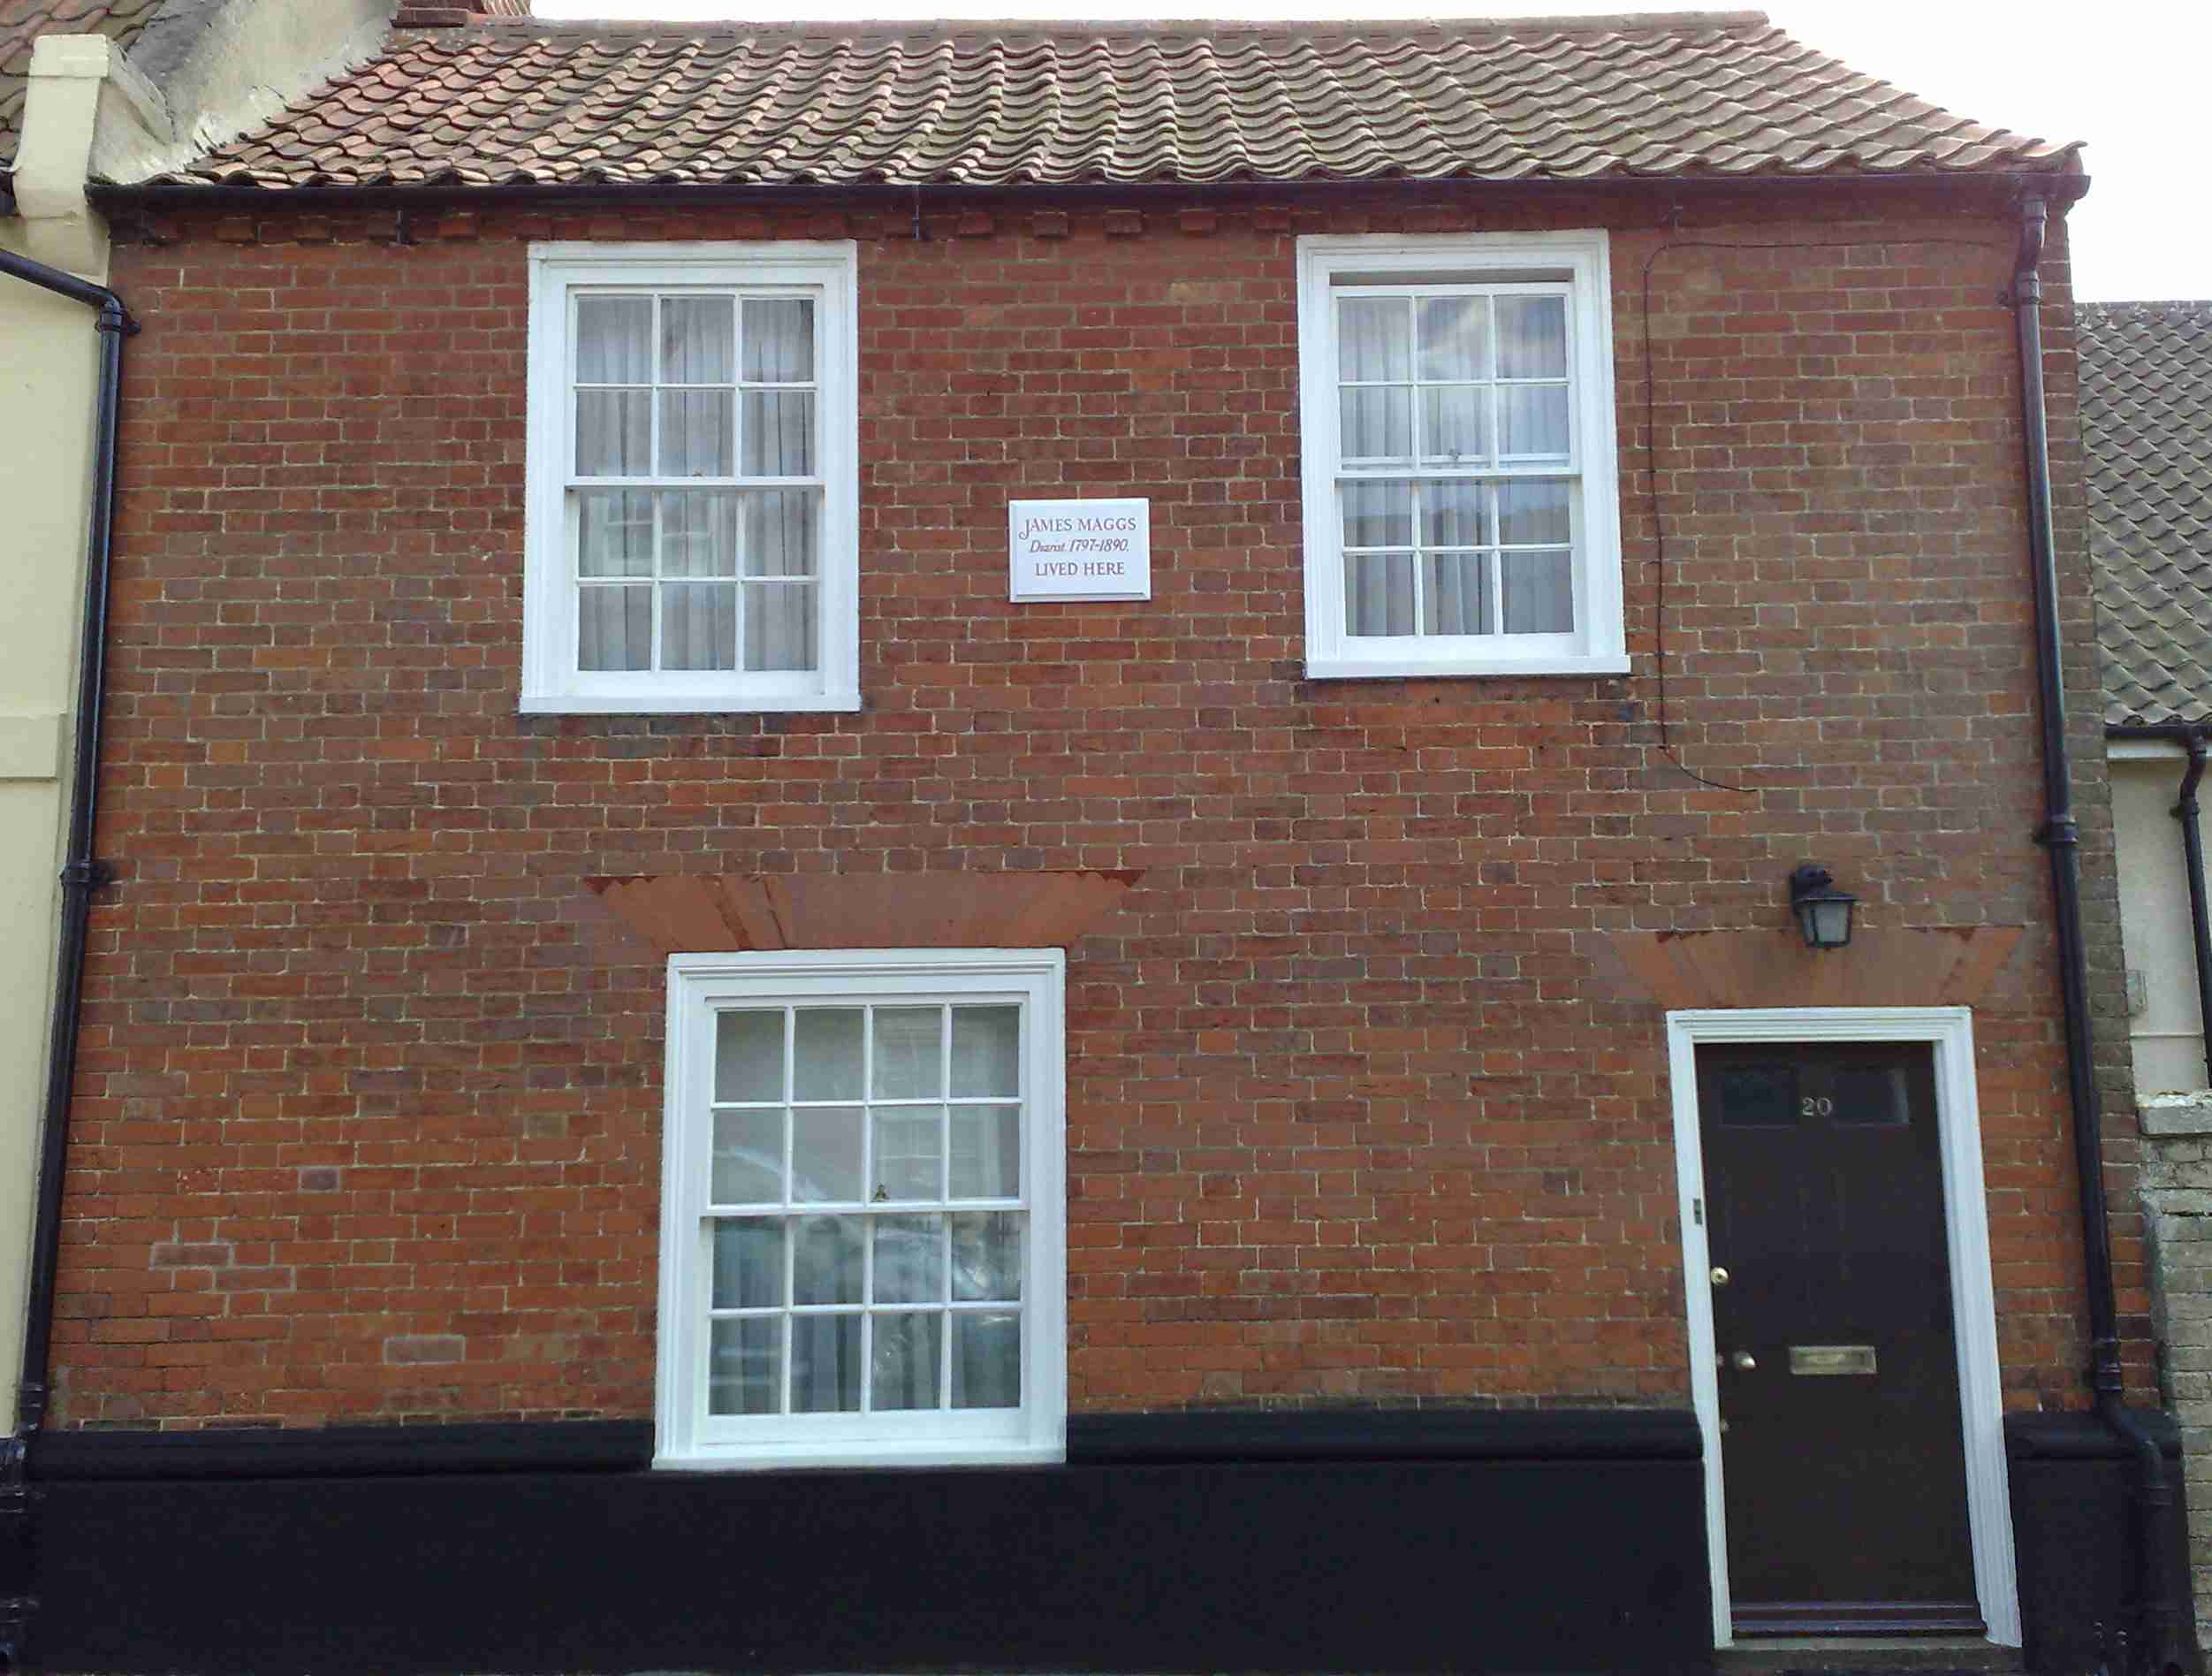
[1,0,163,173]
[2085,302,2212,730]
[143,11,2081,192]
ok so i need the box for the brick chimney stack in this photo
[395,0,531,24]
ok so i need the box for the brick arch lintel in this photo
[582,870,1144,958]
[1605,925,2026,1011]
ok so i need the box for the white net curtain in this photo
[571,292,820,674]
[1336,286,1577,639]
[704,1004,1025,1419]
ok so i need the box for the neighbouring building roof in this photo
[0,0,163,173]
[2086,302,2212,730]
[140,10,2080,192]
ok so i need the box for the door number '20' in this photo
[1800,1096,1835,1117]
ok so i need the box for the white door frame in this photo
[1666,1006,2020,1649]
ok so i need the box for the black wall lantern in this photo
[1789,865,1856,950]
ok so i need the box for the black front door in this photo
[1696,1040,1980,1636]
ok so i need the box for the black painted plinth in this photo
[2005,1409,2193,1676]
[24,1411,1712,1675]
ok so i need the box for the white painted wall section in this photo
[2113,751,2209,1096]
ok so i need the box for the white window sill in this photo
[654,1439,1066,1473]
[1304,653,1631,682]
[521,689,862,716]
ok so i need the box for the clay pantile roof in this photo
[2086,302,2212,730]
[1,0,162,173]
[145,11,2080,192]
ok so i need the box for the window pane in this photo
[744,490,817,576]
[1833,1066,1911,1127]
[875,1214,945,1304]
[661,295,734,385]
[711,1108,782,1204]
[1345,552,1415,636]
[1501,550,1574,634]
[574,391,650,476]
[873,1007,944,1099]
[658,390,734,478]
[1342,481,1413,550]
[1421,481,1486,549]
[1423,552,1488,637]
[1418,295,1490,382]
[741,391,816,476]
[577,584,650,671]
[793,1009,863,1101]
[744,297,816,383]
[951,1312,1020,1410]
[1498,294,1568,379]
[742,582,818,674]
[791,1315,861,1413]
[714,1009,783,1101]
[792,1107,863,1202]
[575,295,650,383]
[1716,1062,1798,1128]
[708,1317,780,1416]
[1419,386,1488,465]
[1340,386,1411,465]
[711,1219,783,1310]
[577,489,655,578]
[872,1312,942,1411]
[1337,296,1410,382]
[660,491,738,578]
[1500,385,1570,460]
[1498,480,1571,545]
[662,583,737,673]
[950,1007,1021,1097]
[873,1107,942,1202]
[794,1214,863,1305]
[952,1211,1022,1302]
[950,1105,1020,1200]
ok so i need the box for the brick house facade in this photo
[5,10,2184,1674]
[71,191,2130,1424]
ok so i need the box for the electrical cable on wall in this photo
[1637,234,2006,795]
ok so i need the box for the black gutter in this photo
[2015,202,2186,1674]
[2111,721,2212,1088]
[0,246,136,1676]
[87,165,2094,217]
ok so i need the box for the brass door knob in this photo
[1709,1266,1730,1287]
[1729,1351,1756,1371]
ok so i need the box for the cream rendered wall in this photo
[0,242,102,1398]
[2114,749,2208,1096]
[0,268,91,1413]
[0,52,109,1408]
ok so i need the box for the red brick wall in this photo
[57,187,2137,1428]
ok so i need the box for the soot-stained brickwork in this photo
[52,187,2140,1429]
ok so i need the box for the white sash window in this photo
[657,950,1066,1469]
[525,244,859,713]
[1297,232,1626,680]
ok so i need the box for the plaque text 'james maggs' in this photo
[1013,510,1142,563]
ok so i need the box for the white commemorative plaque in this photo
[1007,498,1151,602]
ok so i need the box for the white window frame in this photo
[523,241,861,714]
[1296,230,1627,681]
[656,948,1067,1471]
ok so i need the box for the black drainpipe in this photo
[2012,200,2185,1673]
[2174,735,2212,1092]
[0,247,134,1673]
